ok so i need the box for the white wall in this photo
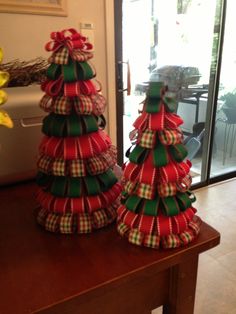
[0,0,117,143]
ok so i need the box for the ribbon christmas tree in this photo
[36,29,121,233]
[0,48,13,128]
[117,82,201,249]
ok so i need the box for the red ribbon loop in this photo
[45,28,93,53]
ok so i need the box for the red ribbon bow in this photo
[45,28,93,53]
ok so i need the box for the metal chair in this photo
[218,107,236,164]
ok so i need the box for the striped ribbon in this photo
[39,130,111,160]
[165,112,183,129]
[37,182,121,214]
[41,77,63,97]
[64,80,97,97]
[117,205,196,236]
[159,160,191,183]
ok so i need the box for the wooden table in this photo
[0,182,220,314]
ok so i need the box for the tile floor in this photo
[153,178,236,314]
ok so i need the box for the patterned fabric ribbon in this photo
[159,160,191,183]
[37,145,117,177]
[159,128,183,145]
[64,80,98,97]
[36,182,121,214]
[39,130,111,160]
[41,77,63,97]
[118,205,196,236]
[40,93,106,116]
[37,169,118,197]
[42,113,98,137]
[62,59,95,82]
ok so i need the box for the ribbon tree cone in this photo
[36,29,122,233]
[0,48,13,128]
[117,82,201,249]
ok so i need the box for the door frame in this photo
[110,0,236,185]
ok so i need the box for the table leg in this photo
[163,255,199,314]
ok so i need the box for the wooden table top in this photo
[0,182,220,314]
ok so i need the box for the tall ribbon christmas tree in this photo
[117,82,201,249]
[36,29,121,233]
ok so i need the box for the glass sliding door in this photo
[119,0,222,184]
[210,0,236,179]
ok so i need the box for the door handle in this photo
[117,60,131,95]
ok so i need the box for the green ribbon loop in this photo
[153,139,168,167]
[84,176,101,195]
[125,195,142,213]
[42,113,99,137]
[161,196,180,216]
[68,114,82,136]
[143,198,159,216]
[67,177,81,197]
[42,113,65,137]
[47,63,61,80]
[77,62,94,80]
[83,115,98,133]
[145,97,162,113]
[146,81,165,98]
[63,58,94,82]
[98,169,118,190]
[51,176,66,196]
[63,57,77,82]
[164,95,177,112]
[129,145,149,164]
[187,191,196,203]
[169,143,188,162]
[36,171,50,186]
[51,114,66,136]
[176,192,192,210]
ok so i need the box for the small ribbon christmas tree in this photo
[117,82,201,249]
[36,29,121,233]
[0,48,13,128]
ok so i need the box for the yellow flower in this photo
[0,89,8,106]
[0,109,13,128]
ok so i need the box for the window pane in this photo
[210,0,236,177]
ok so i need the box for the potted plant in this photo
[220,90,236,123]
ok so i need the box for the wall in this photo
[0,0,117,143]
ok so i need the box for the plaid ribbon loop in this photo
[39,94,53,112]
[37,146,116,177]
[157,182,177,197]
[138,129,156,148]
[36,206,118,234]
[117,209,200,249]
[40,95,70,115]
[159,128,183,145]
[176,174,192,192]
